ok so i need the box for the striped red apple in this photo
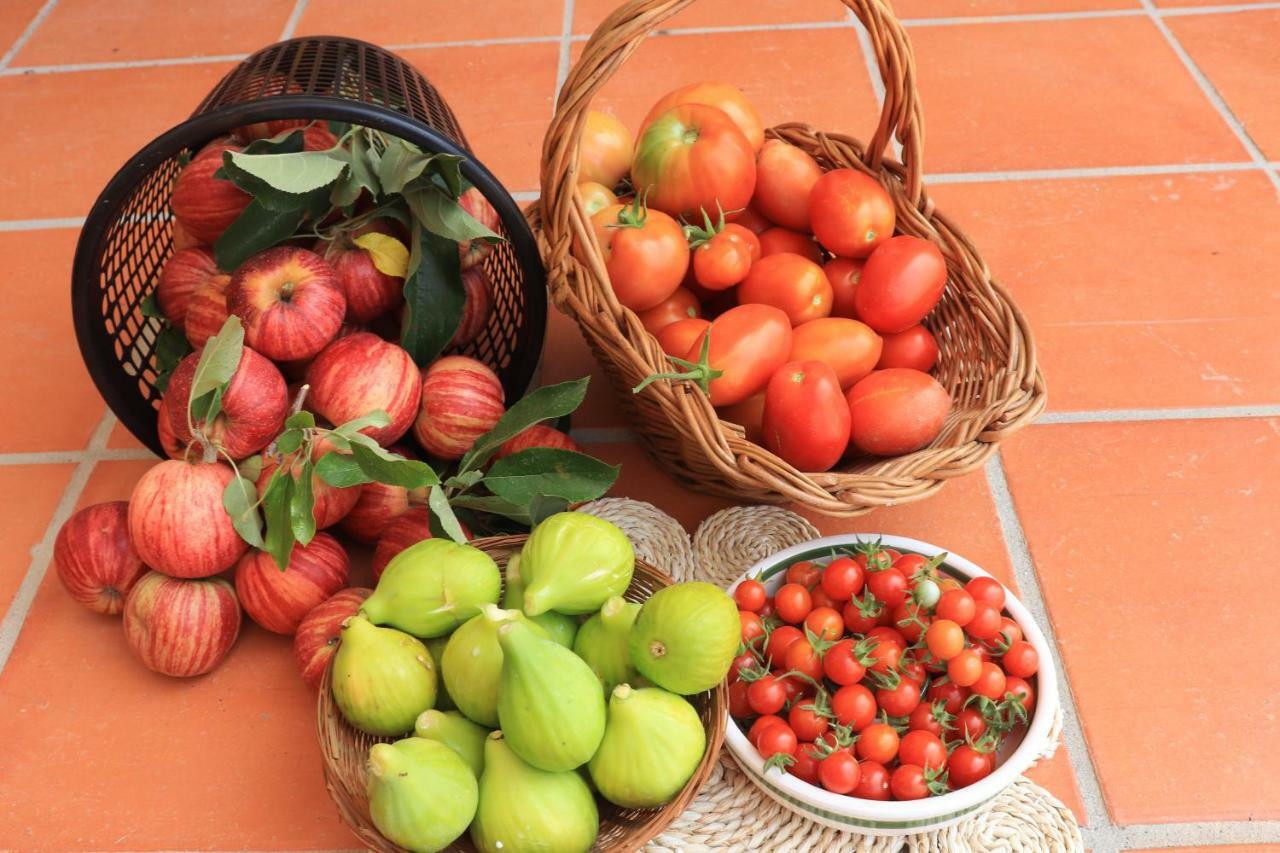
[155,246,228,330]
[227,247,346,362]
[371,508,474,580]
[293,586,372,689]
[255,442,361,530]
[305,332,421,446]
[413,356,505,459]
[234,532,350,635]
[165,346,288,461]
[184,271,232,349]
[170,140,251,244]
[495,424,580,459]
[338,480,421,544]
[53,502,146,616]
[123,571,241,677]
[316,220,406,323]
[128,460,248,578]
[457,187,500,270]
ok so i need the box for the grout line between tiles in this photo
[1084,820,1280,849]
[555,0,576,96]
[0,448,155,466]
[278,0,308,41]
[0,0,58,70]
[0,52,247,76]
[849,8,887,106]
[509,190,539,203]
[1039,404,1280,424]
[0,410,115,679]
[0,216,84,231]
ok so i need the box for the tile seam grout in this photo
[278,0,308,41]
[0,0,59,70]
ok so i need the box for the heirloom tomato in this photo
[738,253,832,326]
[876,324,938,372]
[591,199,690,311]
[578,110,634,187]
[638,288,701,334]
[752,140,823,231]
[854,236,947,333]
[823,257,864,320]
[631,104,756,219]
[846,368,951,456]
[577,181,618,218]
[761,361,850,472]
[789,317,882,389]
[808,168,895,258]
[759,226,824,264]
[641,81,765,151]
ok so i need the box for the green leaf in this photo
[424,153,465,199]
[262,468,296,570]
[187,316,243,426]
[285,410,316,430]
[459,377,589,472]
[445,469,485,491]
[239,454,264,482]
[222,474,264,548]
[428,485,467,544]
[241,129,304,156]
[350,442,440,489]
[290,459,317,546]
[152,323,192,393]
[405,183,501,243]
[348,132,378,199]
[314,451,365,488]
[378,140,432,194]
[332,410,392,437]
[330,171,364,208]
[276,428,304,456]
[225,149,348,196]
[484,448,618,507]
[450,493,531,525]
[140,292,162,319]
[400,224,464,366]
[529,494,570,525]
[214,200,307,270]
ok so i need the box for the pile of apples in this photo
[53,121,577,681]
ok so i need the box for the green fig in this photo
[424,636,456,711]
[414,709,489,777]
[361,538,501,638]
[588,684,706,808]
[332,615,436,736]
[442,605,548,727]
[368,737,477,853]
[630,581,738,695]
[519,512,634,616]
[573,595,645,695]
[503,553,579,647]
[496,620,606,771]
[471,731,598,853]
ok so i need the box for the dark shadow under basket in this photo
[72,36,546,457]
[317,534,728,853]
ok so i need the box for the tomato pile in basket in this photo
[728,542,1039,801]
[577,82,953,473]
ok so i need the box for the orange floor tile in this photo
[299,0,564,44]
[574,0,850,34]
[893,0,1138,15]
[0,464,74,613]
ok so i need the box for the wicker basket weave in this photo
[316,534,727,852]
[537,0,1047,516]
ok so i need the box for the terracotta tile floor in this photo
[0,1,1276,851]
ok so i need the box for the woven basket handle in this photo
[541,0,926,209]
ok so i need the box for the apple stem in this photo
[200,439,217,465]
[291,384,311,416]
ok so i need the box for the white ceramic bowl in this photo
[723,534,1059,836]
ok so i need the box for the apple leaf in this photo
[378,140,432,195]
[239,454,264,482]
[225,149,348,196]
[290,459,317,546]
[350,441,440,489]
[214,200,307,270]
[404,183,501,243]
[223,473,264,548]
[314,451,365,488]
[528,494,570,525]
[152,323,192,393]
[426,154,465,199]
[450,493,531,525]
[240,129,305,156]
[331,410,391,438]
[348,131,378,196]
[354,232,409,279]
[483,448,618,507]
[187,316,243,426]
[458,377,589,473]
[400,223,464,366]
[428,485,467,544]
[275,428,304,456]
[285,410,316,430]
[261,467,296,570]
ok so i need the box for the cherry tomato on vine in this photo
[730,651,756,681]
[748,714,787,745]
[966,576,1006,609]
[778,672,806,705]
[971,662,1008,700]
[866,567,908,608]
[740,610,765,645]
[809,586,838,610]
[1002,640,1040,678]
[734,578,767,612]
[789,743,822,785]
[867,626,907,649]
[1005,676,1036,715]
[820,556,865,601]
[967,603,1003,641]
[853,760,891,800]
[784,639,825,682]
[876,678,922,717]
[842,597,880,634]
[995,617,1024,647]
[856,723,900,764]
[756,722,799,760]
[728,679,752,717]
[926,618,966,661]
[787,560,822,587]
[909,701,953,738]
[591,199,690,311]
[788,702,830,742]
[948,648,983,687]
[747,675,789,715]
[956,706,987,741]
[764,625,803,666]
[926,679,969,714]
[832,684,877,731]
[948,745,994,788]
[804,606,845,642]
[893,600,930,643]
[774,582,813,624]
[936,588,976,627]
[818,751,862,794]
[898,654,927,686]
[823,638,869,685]
[890,765,931,801]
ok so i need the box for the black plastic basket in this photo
[72,36,547,457]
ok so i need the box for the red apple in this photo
[302,123,338,151]
[165,346,288,460]
[227,247,346,362]
[123,571,241,677]
[413,356,505,459]
[172,219,200,251]
[449,266,493,349]
[371,507,474,580]
[53,502,146,616]
[171,140,251,244]
[338,480,422,544]
[293,586,371,689]
[236,118,308,142]
[128,460,248,578]
[156,393,186,459]
[156,247,224,328]
[458,187,500,270]
[306,333,421,446]
[234,532,350,635]
[255,443,361,530]
[184,273,232,349]
[495,424,581,459]
[316,220,405,323]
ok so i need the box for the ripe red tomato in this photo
[956,706,987,741]
[638,287,701,334]
[728,679,752,717]
[730,651,756,681]
[925,619,966,661]
[789,743,822,785]
[823,639,867,685]
[641,81,765,151]
[823,257,864,320]
[632,103,756,219]
[809,586,837,610]
[788,318,882,389]
[808,169,895,258]
[1005,675,1036,714]
[717,393,766,445]
[898,652,928,685]
[774,582,813,624]
[728,202,772,235]
[900,732,948,769]
[856,723,900,764]
[842,598,879,634]
[740,610,765,644]
[846,368,951,456]
[738,254,833,326]
[577,181,619,218]
[877,324,938,372]
[876,679,922,717]
[692,223,761,290]
[804,606,845,642]
[854,236,947,333]
[972,662,1008,700]
[821,556,865,601]
[967,603,1003,641]
[908,701,951,737]
[778,672,805,705]
[1002,640,1039,678]
[748,714,787,744]
[867,625,907,648]
[926,680,969,714]
[752,140,823,231]
[890,765,936,801]
[734,578,767,612]
[818,751,862,794]
[948,648,983,687]
[683,304,794,406]
[759,226,824,264]
[937,589,976,626]
[578,110,633,187]
[764,625,803,666]
[867,639,903,676]
[892,600,930,644]
[786,560,822,587]
[761,360,850,472]
[747,675,789,715]
[866,566,908,608]
[966,576,1007,610]
[656,317,709,356]
[784,638,825,682]
[996,617,1024,647]
[788,701,830,742]
[853,760,891,800]
[948,745,994,788]
[756,722,799,759]
[591,201,690,311]
[832,684,877,730]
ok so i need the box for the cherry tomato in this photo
[867,626,907,648]
[938,576,964,594]
[784,638,825,682]
[866,567,908,608]
[759,226,824,264]
[774,583,813,624]
[632,103,755,219]
[956,706,987,741]
[729,202,772,235]
[788,701,830,742]
[739,254,833,326]
[638,287,701,334]
[893,553,929,580]
[789,743,822,785]
[948,649,983,687]
[777,672,806,705]
[762,360,850,472]
[591,200,689,311]
[788,317,882,389]
[926,619,966,661]
[856,723,900,764]
[747,675,789,715]
[967,603,1003,641]
[656,317,709,356]
[823,638,868,685]
[926,680,969,714]
[936,589,976,627]
[809,586,837,610]
[764,624,804,666]
[804,606,845,642]
[730,651,756,681]
[876,679,922,717]
[682,304,794,406]
[748,714,787,745]
[846,368,951,456]
[818,750,862,794]
[948,745,994,788]
[823,257,864,320]
[966,576,1007,610]
[867,641,904,679]
[641,81,765,152]
[996,617,1024,647]
[1005,675,1036,715]
[909,701,952,737]
[842,598,879,634]
[877,324,938,372]
[786,560,823,587]
[577,181,619,218]
[898,654,928,686]
[901,731,950,771]
[888,764,929,800]
[692,223,760,290]
[734,578,767,612]
[756,722,799,760]
[1002,640,1039,678]
[728,679,752,717]
[808,168,895,258]
[854,236,946,333]
[758,597,776,619]
[853,759,891,800]
[971,662,1008,700]
[821,556,865,601]
[892,600,930,644]
[832,684,877,731]
[752,139,823,231]
[578,110,633,187]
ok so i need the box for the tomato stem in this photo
[632,330,723,395]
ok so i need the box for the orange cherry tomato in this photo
[638,287,701,334]
[759,226,824,264]
[641,81,765,151]
[809,169,895,258]
[752,140,824,232]
[631,104,756,220]
[846,368,951,456]
[728,202,772,235]
[877,324,939,372]
[591,200,690,311]
[789,317,882,389]
[823,257,864,320]
[692,223,761,290]
[855,236,947,334]
[578,110,634,187]
[762,360,851,472]
[683,304,793,406]
[718,393,766,444]
[577,181,618,218]
[656,317,709,356]
[738,253,833,326]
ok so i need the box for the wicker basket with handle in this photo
[537,0,1047,517]
[316,534,728,852]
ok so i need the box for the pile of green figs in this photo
[330,512,740,853]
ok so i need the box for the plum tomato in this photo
[832,683,877,731]
[631,103,756,220]
[876,678,922,717]
[748,714,787,744]
[808,169,895,259]
[729,679,753,717]
[638,287,701,334]
[823,257,864,320]
[789,743,822,785]
[774,582,813,624]
[846,368,951,457]
[925,619,966,661]
[679,304,794,406]
[804,606,845,642]
[967,603,1003,641]
[890,764,931,801]
[759,226,824,264]
[852,760,891,800]
[762,360,850,472]
[818,750,862,794]
[926,679,970,714]
[691,222,761,290]
[821,556,865,601]
[855,723,900,764]
[786,560,823,587]
[948,745,994,788]
[641,81,765,151]
[854,235,946,334]
[784,638,825,682]
[752,140,823,231]
[1002,640,1040,678]
[788,317,882,389]
[877,324,939,372]
[900,730,948,770]
[578,110,633,187]
[966,576,1007,610]
[740,610,765,645]
[756,722,799,760]
[747,675,789,715]
[590,199,690,311]
[971,662,1008,700]
[577,181,619,218]
[656,317,709,357]
[788,701,830,742]
[823,638,870,685]
[728,202,772,235]
[718,393,766,445]
[866,566,908,608]
[734,578,767,612]
[937,588,976,626]
[764,624,804,666]
[738,254,833,326]
[947,648,983,687]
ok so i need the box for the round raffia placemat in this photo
[577,499,1084,852]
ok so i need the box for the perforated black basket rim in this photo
[73,67,547,458]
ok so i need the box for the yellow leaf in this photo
[353,232,409,279]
